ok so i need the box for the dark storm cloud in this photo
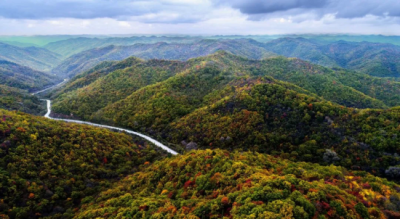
[215,0,400,19]
[215,0,328,14]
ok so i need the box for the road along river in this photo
[43,100,179,155]
[33,81,179,155]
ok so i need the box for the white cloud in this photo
[118,21,131,27]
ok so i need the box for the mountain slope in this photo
[51,53,400,177]
[0,109,164,218]
[52,58,193,119]
[52,53,400,123]
[74,149,400,219]
[263,38,400,77]
[0,85,46,115]
[0,60,60,92]
[52,39,276,78]
[163,80,400,172]
[49,59,141,99]
[90,71,400,173]
[0,42,62,71]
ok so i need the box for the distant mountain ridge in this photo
[44,36,202,57]
[51,38,400,79]
[262,37,400,77]
[51,39,277,78]
[0,42,63,72]
[0,60,60,92]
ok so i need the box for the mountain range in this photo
[49,38,400,79]
[262,38,400,77]
[51,39,276,78]
[0,42,62,72]
[49,52,400,178]
[1,35,400,219]
[43,36,202,57]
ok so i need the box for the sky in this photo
[0,0,399,35]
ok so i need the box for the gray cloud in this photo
[0,0,206,23]
[215,0,328,14]
[215,0,400,20]
[332,0,400,18]
[0,0,152,19]
[0,0,399,27]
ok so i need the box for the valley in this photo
[1,34,400,219]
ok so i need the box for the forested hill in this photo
[51,39,276,78]
[52,52,400,122]
[50,52,400,179]
[74,149,400,219]
[262,37,400,77]
[0,42,62,72]
[93,69,400,177]
[0,85,46,115]
[0,109,165,218]
[0,60,60,115]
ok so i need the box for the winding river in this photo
[34,81,179,155]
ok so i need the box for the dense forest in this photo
[165,79,400,175]
[52,52,400,123]
[49,52,400,179]
[74,149,400,219]
[0,85,45,115]
[0,109,165,218]
[92,72,400,177]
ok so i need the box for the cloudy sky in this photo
[0,0,399,35]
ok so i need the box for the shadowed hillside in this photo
[0,60,60,92]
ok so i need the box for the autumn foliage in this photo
[73,149,400,219]
[0,109,164,218]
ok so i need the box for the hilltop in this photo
[74,149,400,219]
